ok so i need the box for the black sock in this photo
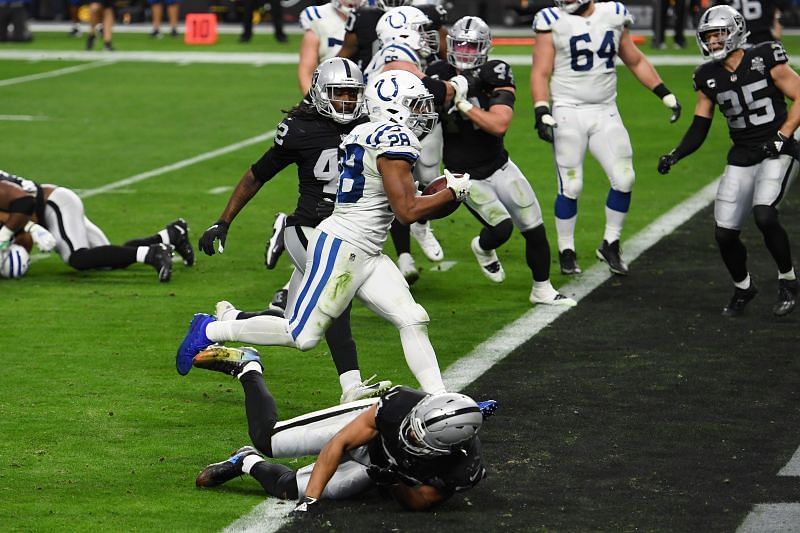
[390,220,411,255]
[754,207,793,273]
[250,462,298,500]
[240,371,279,456]
[68,246,137,270]
[325,303,358,375]
[522,225,552,282]
[715,226,748,283]
[124,234,161,247]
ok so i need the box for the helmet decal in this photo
[375,77,400,101]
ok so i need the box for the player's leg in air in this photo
[409,123,445,264]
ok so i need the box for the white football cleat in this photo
[215,300,240,321]
[529,286,577,307]
[397,252,419,285]
[470,236,505,283]
[410,221,444,262]
[340,375,393,404]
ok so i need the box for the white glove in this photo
[661,93,681,123]
[449,75,469,103]
[25,222,56,252]
[444,169,471,202]
[0,225,13,251]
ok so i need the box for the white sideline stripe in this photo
[778,445,800,476]
[736,504,800,533]
[6,50,791,67]
[79,131,276,199]
[223,178,721,533]
[0,60,114,87]
[0,114,47,121]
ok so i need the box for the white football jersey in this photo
[319,121,421,255]
[533,2,634,106]
[299,3,347,62]
[363,43,422,84]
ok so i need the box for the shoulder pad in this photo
[274,117,302,148]
[350,122,421,159]
[612,1,634,25]
[533,7,561,33]
[345,9,357,32]
[479,60,516,88]
[380,44,421,66]
[299,6,323,30]
[417,4,446,28]
[755,41,789,68]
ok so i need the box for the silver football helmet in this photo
[332,0,366,16]
[376,6,438,58]
[398,393,483,457]
[554,0,591,14]
[364,69,438,138]
[446,16,492,71]
[696,5,748,61]
[310,57,365,124]
[377,0,413,9]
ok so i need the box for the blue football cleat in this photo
[176,313,216,375]
[477,400,498,419]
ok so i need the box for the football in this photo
[422,176,461,220]
[0,243,31,279]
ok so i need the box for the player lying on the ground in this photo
[197,58,391,404]
[0,169,193,282]
[657,6,800,317]
[191,346,488,512]
[178,70,470,395]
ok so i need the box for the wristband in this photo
[0,225,15,243]
[652,83,671,99]
[456,100,474,114]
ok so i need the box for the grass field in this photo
[1,29,796,531]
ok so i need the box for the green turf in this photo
[0,46,760,531]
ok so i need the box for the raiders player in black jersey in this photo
[0,170,190,282]
[337,0,448,70]
[426,16,575,307]
[190,345,485,512]
[197,58,391,403]
[658,6,800,317]
[713,0,790,44]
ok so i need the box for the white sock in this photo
[237,361,263,380]
[242,454,265,475]
[398,324,445,394]
[734,274,752,290]
[339,370,363,394]
[779,268,797,281]
[555,215,577,252]
[136,246,149,263]
[603,206,626,244]
[532,280,557,298]
[206,316,295,346]
[158,228,170,245]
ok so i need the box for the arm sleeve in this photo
[672,115,713,160]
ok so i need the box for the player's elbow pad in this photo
[673,115,712,160]
[8,195,35,215]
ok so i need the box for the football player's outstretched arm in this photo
[379,157,464,224]
[303,405,379,499]
[619,28,681,122]
[657,91,714,174]
[772,63,800,137]
[298,30,321,94]
[217,169,265,225]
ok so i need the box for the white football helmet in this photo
[310,57,366,124]
[377,0,413,9]
[447,16,492,71]
[364,70,438,138]
[332,0,366,16]
[0,243,31,279]
[399,393,483,456]
[696,5,748,61]
[554,0,591,14]
[376,5,438,58]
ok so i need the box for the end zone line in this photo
[224,178,720,533]
[0,60,115,87]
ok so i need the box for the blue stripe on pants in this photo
[291,236,342,340]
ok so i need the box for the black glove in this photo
[534,105,556,143]
[198,220,229,256]
[366,464,400,486]
[761,131,791,158]
[315,197,335,219]
[658,152,678,175]
[290,496,322,517]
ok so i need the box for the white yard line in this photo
[737,504,800,533]
[224,178,721,533]
[0,60,114,87]
[0,114,47,121]
[778,446,800,476]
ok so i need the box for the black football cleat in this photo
[192,346,262,377]
[269,288,288,314]
[196,446,262,488]
[145,243,174,282]
[596,240,629,276]
[721,284,758,317]
[773,279,798,317]
[167,218,195,266]
[264,213,287,270]
[559,249,582,275]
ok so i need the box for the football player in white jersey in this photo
[530,0,682,276]
[299,0,366,94]
[177,70,471,396]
